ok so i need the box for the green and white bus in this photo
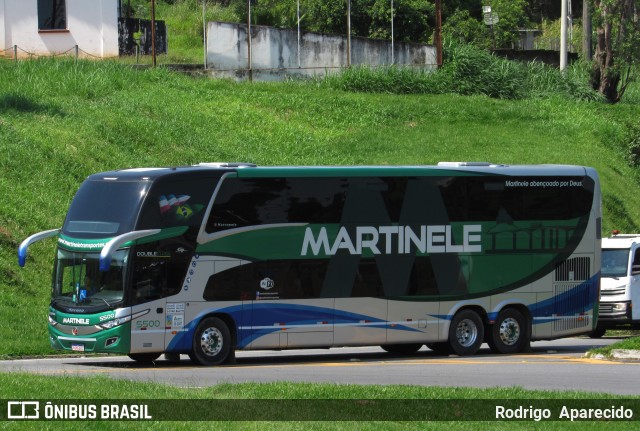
[19,162,601,365]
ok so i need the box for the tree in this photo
[591,0,640,103]
[490,0,531,48]
[368,0,433,43]
[443,9,491,48]
[442,0,529,49]
[233,0,434,43]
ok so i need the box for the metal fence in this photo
[0,45,115,61]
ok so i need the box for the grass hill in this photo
[1,56,640,356]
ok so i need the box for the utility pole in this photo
[297,0,301,68]
[151,0,156,67]
[435,0,442,67]
[203,0,207,68]
[247,0,252,80]
[582,0,592,60]
[390,0,394,65]
[560,0,568,71]
[346,0,351,67]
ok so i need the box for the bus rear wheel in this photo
[380,343,422,354]
[128,353,161,364]
[487,308,527,354]
[448,310,484,356]
[189,317,231,366]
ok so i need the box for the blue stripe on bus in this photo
[166,274,599,352]
[166,303,420,351]
[529,274,599,323]
[427,274,599,325]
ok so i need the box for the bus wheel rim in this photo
[498,317,520,346]
[201,327,223,356]
[455,319,478,347]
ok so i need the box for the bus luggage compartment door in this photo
[248,299,334,349]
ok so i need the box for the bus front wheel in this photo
[448,310,484,356]
[426,342,453,355]
[189,316,231,366]
[487,308,528,354]
[380,343,423,354]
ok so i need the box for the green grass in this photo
[1,57,640,357]
[0,374,638,429]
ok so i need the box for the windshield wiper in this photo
[96,297,115,309]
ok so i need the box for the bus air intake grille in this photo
[552,283,592,332]
[554,257,590,282]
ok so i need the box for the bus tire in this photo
[164,353,181,362]
[447,309,484,356]
[426,342,453,355]
[128,353,161,364]
[190,317,231,366]
[380,343,422,354]
[588,327,607,338]
[487,308,527,354]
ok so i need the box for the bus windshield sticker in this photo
[158,194,205,224]
[260,277,275,290]
[159,194,190,213]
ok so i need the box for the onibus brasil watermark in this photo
[7,401,151,420]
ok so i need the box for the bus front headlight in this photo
[99,315,132,330]
[612,303,629,312]
[97,310,148,330]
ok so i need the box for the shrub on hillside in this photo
[322,42,602,102]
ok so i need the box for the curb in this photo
[587,350,640,362]
[611,349,640,361]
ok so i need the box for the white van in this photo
[595,233,640,336]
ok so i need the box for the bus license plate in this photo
[71,344,85,352]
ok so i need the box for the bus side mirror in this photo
[18,229,61,267]
[632,265,640,276]
[99,229,161,272]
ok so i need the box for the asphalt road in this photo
[1,337,638,395]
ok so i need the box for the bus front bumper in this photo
[48,323,131,354]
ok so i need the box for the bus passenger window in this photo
[131,251,187,305]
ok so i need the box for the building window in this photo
[38,0,67,30]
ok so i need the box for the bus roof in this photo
[86,163,592,181]
[234,164,590,178]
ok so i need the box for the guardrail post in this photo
[14,45,17,62]
[75,45,79,63]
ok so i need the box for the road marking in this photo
[5,353,625,377]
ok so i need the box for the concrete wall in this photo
[207,22,436,79]
[1,0,118,58]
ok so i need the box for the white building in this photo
[0,0,118,58]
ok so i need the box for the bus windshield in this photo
[51,249,129,311]
[63,180,150,239]
[601,249,629,278]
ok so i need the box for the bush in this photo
[625,123,640,167]
[322,42,602,102]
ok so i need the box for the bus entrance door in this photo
[130,299,167,353]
